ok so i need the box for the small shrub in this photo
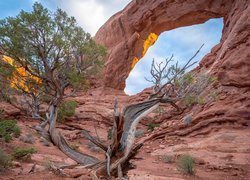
[177,154,195,175]
[19,133,35,144]
[183,114,192,126]
[197,97,205,105]
[107,128,112,140]
[0,149,12,172]
[12,147,37,160]
[152,106,165,116]
[39,137,51,147]
[147,123,160,131]
[0,120,21,142]
[184,94,197,107]
[43,158,53,170]
[135,129,144,138]
[70,143,80,151]
[0,109,4,119]
[209,91,219,101]
[58,101,78,122]
[163,155,174,164]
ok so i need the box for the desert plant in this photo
[163,154,174,164]
[152,106,166,116]
[0,109,4,119]
[70,143,80,151]
[184,93,198,107]
[58,101,78,122]
[107,128,112,140]
[39,137,51,147]
[0,119,21,142]
[43,157,53,170]
[183,113,192,125]
[147,123,160,131]
[19,133,35,144]
[0,149,12,172]
[177,154,195,175]
[209,91,219,102]
[135,129,144,138]
[12,147,37,160]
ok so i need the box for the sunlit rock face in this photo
[95,0,249,90]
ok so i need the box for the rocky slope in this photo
[1,0,250,179]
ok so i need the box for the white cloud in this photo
[44,0,131,35]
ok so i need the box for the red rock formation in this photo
[95,0,249,90]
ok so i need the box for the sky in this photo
[0,0,223,95]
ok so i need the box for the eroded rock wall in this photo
[95,0,249,90]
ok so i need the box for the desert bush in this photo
[19,133,35,144]
[163,154,174,164]
[152,106,166,116]
[12,147,37,160]
[208,91,219,102]
[135,129,144,138]
[107,128,112,140]
[39,137,51,147]
[58,101,78,122]
[70,143,80,151]
[0,149,12,172]
[177,154,195,175]
[0,119,21,142]
[43,157,53,170]
[147,123,160,131]
[0,109,4,119]
[183,114,192,126]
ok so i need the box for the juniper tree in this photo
[0,2,105,164]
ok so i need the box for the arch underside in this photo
[95,0,250,90]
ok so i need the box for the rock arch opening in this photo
[125,18,223,95]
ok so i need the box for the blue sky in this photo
[0,0,223,95]
[125,18,223,95]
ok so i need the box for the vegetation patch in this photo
[107,128,112,140]
[163,154,175,164]
[58,101,78,122]
[0,119,21,142]
[177,154,195,175]
[147,123,160,131]
[12,147,37,160]
[0,149,12,172]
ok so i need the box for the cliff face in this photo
[95,0,250,90]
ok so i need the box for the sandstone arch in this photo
[95,0,250,90]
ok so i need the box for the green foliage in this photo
[184,94,205,106]
[0,149,12,172]
[58,101,78,122]
[175,73,194,87]
[147,123,160,131]
[0,2,106,112]
[67,71,90,90]
[0,120,21,142]
[197,96,205,105]
[107,128,112,140]
[0,109,4,119]
[177,154,195,175]
[12,147,37,160]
